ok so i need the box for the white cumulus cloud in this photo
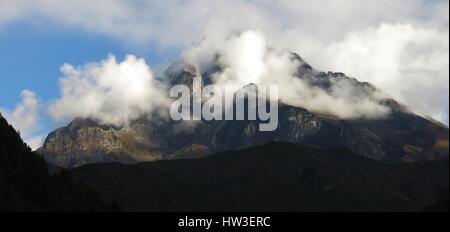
[185,30,391,119]
[48,54,169,126]
[1,90,45,150]
[302,23,449,123]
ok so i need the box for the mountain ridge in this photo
[38,53,449,167]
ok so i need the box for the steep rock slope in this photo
[38,54,449,167]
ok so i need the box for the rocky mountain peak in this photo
[165,61,204,87]
[290,52,313,71]
[183,63,200,77]
[38,54,449,168]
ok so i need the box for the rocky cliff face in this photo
[37,54,449,168]
[38,117,165,167]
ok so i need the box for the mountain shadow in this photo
[71,142,449,212]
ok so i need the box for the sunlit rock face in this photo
[38,117,165,167]
[38,54,449,168]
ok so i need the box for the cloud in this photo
[48,54,169,126]
[46,30,391,126]
[3,90,39,136]
[24,134,46,151]
[0,0,447,47]
[1,0,448,124]
[1,90,45,149]
[301,23,449,124]
[185,30,391,119]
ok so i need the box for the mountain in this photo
[0,114,119,211]
[71,142,449,211]
[38,53,449,168]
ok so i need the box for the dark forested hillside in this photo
[2,111,447,212]
[72,142,449,212]
[0,114,119,211]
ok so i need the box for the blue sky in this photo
[0,22,177,109]
[0,21,180,144]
